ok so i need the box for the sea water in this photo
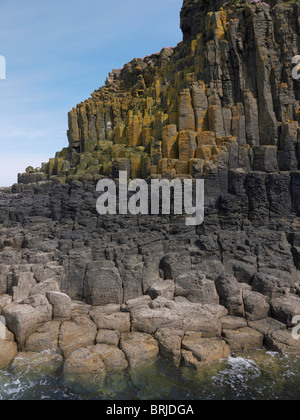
[0,351,299,400]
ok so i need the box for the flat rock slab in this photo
[221,316,248,330]
[223,327,264,351]
[182,337,230,365]
[120,332,159,368]
[248,317,286,336]
[90,310,130,333]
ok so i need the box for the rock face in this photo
[0,0,300,373]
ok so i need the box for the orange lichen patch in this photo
[197,132,216,146]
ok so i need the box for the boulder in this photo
[90,310,130,333]
[0,340,17,369]
[59,315,97,358]
[2,297,52,349]
[84,264,123,306]
[63,347,106,378]
[120,332,159,368]
[0,295,12,313]
[175,272,219,304]
[29,279,60,297]
[96,329,120,347]
[155,328,185,367]
[92,344,128,372]
[12,272,36,303]
[124,296,151,312]
[243,290,270,321]
[215,274,244,317]
[131,305,182,334]
[71,300,92,316]
[160,251,191,281]
[46,291,71,319]
[25,321,61,352]
[252,273,292,298]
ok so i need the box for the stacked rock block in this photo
[18,0,300,185]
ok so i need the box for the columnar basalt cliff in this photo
[0,0,300,376]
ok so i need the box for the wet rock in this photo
[120,332,159,368]
[0,340,17,369]
[63,347,106,378]
[11,352,63,373]
[92,344,128,372]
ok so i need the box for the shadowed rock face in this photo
[0,0,300,370]
[181,0,228,42]
[180,0,289,41]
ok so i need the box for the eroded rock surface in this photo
[0,0,300,375]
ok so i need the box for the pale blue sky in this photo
[0,0,183,186]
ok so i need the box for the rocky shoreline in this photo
[0,183,300,381]
[1,0,300,381]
